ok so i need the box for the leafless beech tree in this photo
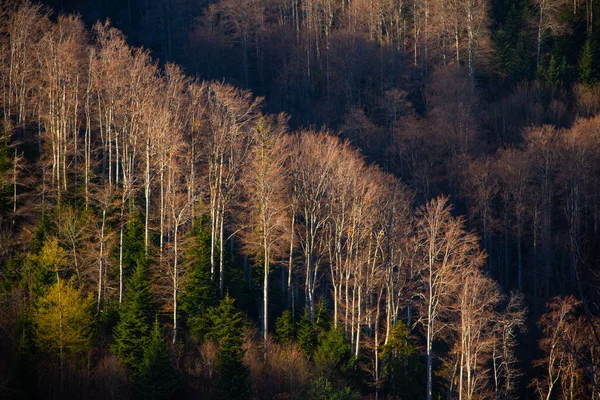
[415,196,485,400]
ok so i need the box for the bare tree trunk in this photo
[97,208,106,310]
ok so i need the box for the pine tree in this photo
[111,260,153,373]
[274,309,294,344]
[122,212,146,280]
[313,328,353,384]
[579,38,596,86]
[206,294,250,400]
[315,298,331,333]
[134,318,182,399]
[380,322,424,398]
[180,215,217,340]
[296,307,317,357]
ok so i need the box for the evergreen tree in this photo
[539,55,567,86]
[206,294,250,400]
[111,260,153,373]
[296,308,317,357]
[493,3,532,84]
[122,212,146,280]
[380,322,424,398]
[274,309,294,344]
[303,377,356,400]
[579,38,596,86]
[134,318,182,400]
[180,216,217,340]
[315,298,331,333]
[313,328,354,384]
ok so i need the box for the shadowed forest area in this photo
[2,0,600,399]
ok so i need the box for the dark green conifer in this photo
[579,38,596,86]
[111,260,153,373]
[313,328,353,383]
[206,294,250,400]
[122,213,146,280]
[274,309,295,344]
[180,216,217,340]
[134,318,182,400]
[296,308,317,357]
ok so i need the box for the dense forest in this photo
[2,0,600,398]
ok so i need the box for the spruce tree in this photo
[313,328,353,384]
[296,308,317,357]
[274,310,294,344]
[122,213,146,280]
[180,216,217,340]
[134,318,182,399]
[206,294,250,400]
[579,38,596,86]
[111,259,153,373]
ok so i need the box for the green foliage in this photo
[29,212,55,255]
[315,298,331,333]
[274,309,295,344]
[122,212,146,280]
[302,377,356,400]
[111,260,153,373]
[133,318,182,400]
[313,328,354,383]
[180,216,217,340]
[380,322,425,399]
[23,237,67,298]
[492,3,532,84]
[206,294,250,400]
[579,38,597,86]
[0,255,23,293]
[32,278,95,359]
[538,55,567,86]
[296,308,317,357]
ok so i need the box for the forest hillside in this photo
[2,0,600,399]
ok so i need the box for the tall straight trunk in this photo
[97,209,106,310]
[219,209,225,297]
[145,138,151,255]
[12,149,17,227]
[354,285,361,358]
[426,279,434,400]
[263,236,269,354]
[173,221,179,344]
[160,168,165,256]
[119,203,124,303]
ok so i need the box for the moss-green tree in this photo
[134,318,182,399]
[111,260,153,373]
[206,294,250,400]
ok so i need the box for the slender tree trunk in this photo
[97,209,106,310]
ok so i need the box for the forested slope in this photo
[2,0,600,399]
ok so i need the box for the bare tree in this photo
[240,115,288,353]
[415,196,486,400]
